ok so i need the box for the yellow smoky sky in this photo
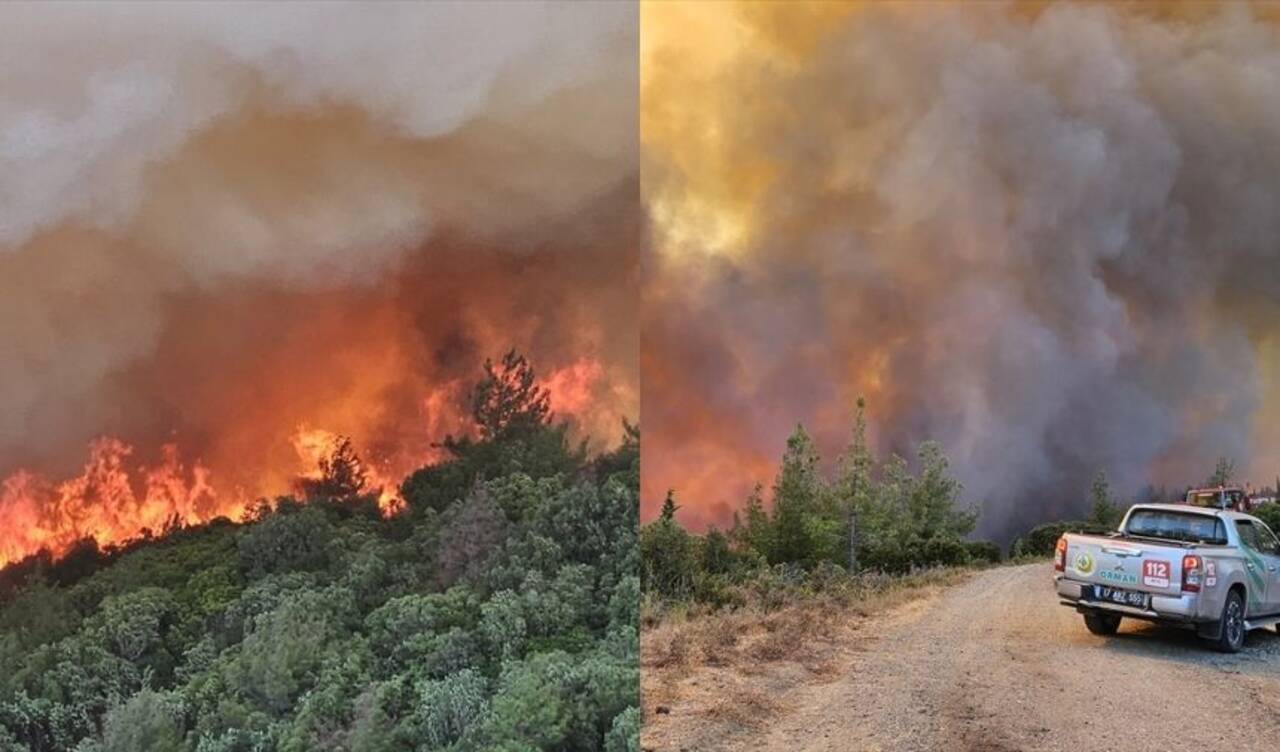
[641,0,1280,264]
[643,1,866,261]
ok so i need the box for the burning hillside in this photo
[0,4,638,567]
[642,1,1280,540]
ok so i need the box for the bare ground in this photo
[641,562,1280,752]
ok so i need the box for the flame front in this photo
[0,439,209,567]
[0,356,613,569]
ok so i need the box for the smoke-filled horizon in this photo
[642,2,1280,542]
[0,2,638,564]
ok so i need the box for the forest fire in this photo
[0,5,637,568]
[0,355,610,569]
[642,1,1280,540]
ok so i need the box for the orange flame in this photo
[0,356,612,569]
[544,358,605,418]
[0,439,217,567]
[290,425,405,515]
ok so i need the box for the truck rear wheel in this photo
[1083,612,1121,635]
[1210,590,1246,653]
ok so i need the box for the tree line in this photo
[641,399,999,603]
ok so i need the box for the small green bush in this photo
[964,540,1002,564]
[1019,520,1111,557]
[1252,503,1280,534]
[639,520,700,599]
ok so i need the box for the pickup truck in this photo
[1054,503,1280,652]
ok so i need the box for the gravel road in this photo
[723,562,1280,752]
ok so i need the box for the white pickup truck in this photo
[1054,503,1280,652]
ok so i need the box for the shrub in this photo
[408,669,489,749]
[95,587,176,663]
[964,540,1002,564]
[1252,502,1280,534]
[1019,520,1110,557]
[691,573,746,611]
[227,590,334,713]
[469,649,635,751]
[639,520,700,600]
[96,688,185,752]
[236,507,334,576]
[918,537,969,568]
[604,706,639,752]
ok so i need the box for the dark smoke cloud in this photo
[643,2,1280,540]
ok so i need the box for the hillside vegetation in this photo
[0,352,639,752]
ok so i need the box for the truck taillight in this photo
[1054,536,1067,572]
[1182,554,1202,593]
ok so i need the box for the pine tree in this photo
[659,489,679,522]
[300,436,367,499]
[834,397,874,569]
[911,441,974,538]
[731,483,772,562]
[770,424,839,566]
[469,349,551,442]
[1208,457,1235,488]
[1087,470,1119,528]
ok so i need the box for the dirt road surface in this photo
[645,562,1280,752]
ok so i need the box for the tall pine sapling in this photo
[1087,470,1120,529]
[659,489,679,522]
[834,397,874,570]
[472,349,551,441]
[1208,457,1235,488]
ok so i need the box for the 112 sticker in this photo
[1143,559,1170,588]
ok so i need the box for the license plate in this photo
[1090,585,1149,609]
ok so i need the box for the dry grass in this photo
[640,567,975,750]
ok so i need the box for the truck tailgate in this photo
[1063,535,1188,597]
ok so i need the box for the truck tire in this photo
[1210,590,1246,653]
[1083,611,1121,636]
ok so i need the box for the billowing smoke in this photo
[642,2,1280,540]
[0,2,638,563]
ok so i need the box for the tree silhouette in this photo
[1208,457,1235,487]
[1087,470,1120,528]
[300,436,367,499]
[659,490,679,522]
[834,397,873,568]
[471,349,551,441]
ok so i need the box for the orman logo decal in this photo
[1099,569,1139,585]
[1074,552,1095,575]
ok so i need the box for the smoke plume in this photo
[642,2,1280,540]
[0,2,638,564]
